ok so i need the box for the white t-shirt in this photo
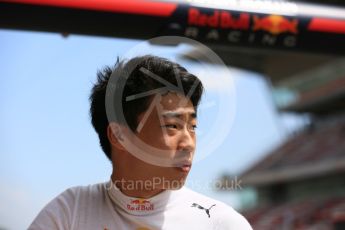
[29,180,252,230]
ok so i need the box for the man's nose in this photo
[177,127,195,153]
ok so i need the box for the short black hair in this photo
[89,55,204,161]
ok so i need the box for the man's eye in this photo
[162,124,178,129]
[190,125,197,131]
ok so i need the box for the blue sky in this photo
[0,29,302,230]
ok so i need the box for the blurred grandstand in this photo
[237,55,345,229]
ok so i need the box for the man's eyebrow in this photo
[162,111,197,119]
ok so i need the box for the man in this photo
[29,55,252,229]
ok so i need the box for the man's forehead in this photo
[147,91,197,119]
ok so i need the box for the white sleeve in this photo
[212,202,252,230]
[221,207,253,230]
[28,188,77,230]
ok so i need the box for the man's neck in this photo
[111,173,165,199]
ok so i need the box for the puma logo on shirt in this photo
[191,203,216,218]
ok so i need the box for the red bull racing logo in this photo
[252,15,298,35]
[184,8,299,48]
[127,199,154,211]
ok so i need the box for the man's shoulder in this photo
[61,182,107,199]
[47,182,107,206]
[177,187,252,229]
[28,182,108,229]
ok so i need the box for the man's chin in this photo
[163,177,187,190]
[164,184,184,190]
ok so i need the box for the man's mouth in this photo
[176,163,192,172]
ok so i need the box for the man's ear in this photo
[107,122,125,151]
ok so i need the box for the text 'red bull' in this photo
[188,8,250,30]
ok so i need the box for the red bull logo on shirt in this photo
[252,15,298,35]
[127,199,154,211]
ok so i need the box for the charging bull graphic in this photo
[252,15,298,35]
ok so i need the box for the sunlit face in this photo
[130,92,197,189]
